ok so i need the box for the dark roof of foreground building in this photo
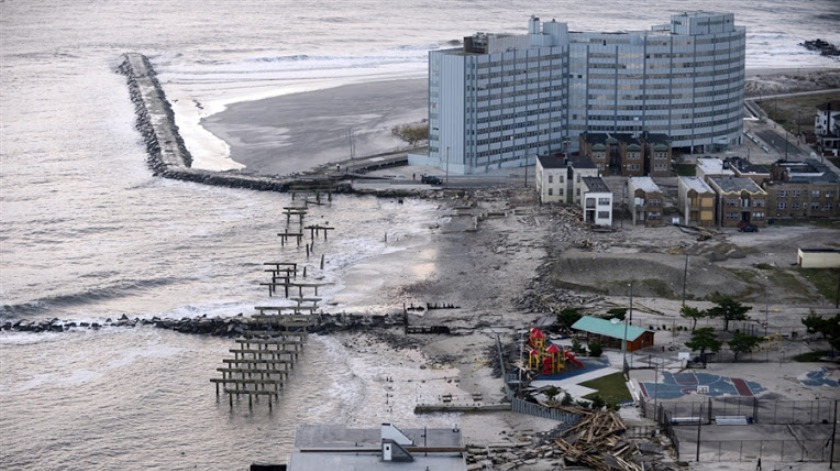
[537,153,567,169]
[287,423,466,471]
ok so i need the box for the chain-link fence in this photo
[639,396,839,463]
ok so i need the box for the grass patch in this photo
[580,372,633,405]
[800,268,840,304]
[674,163,696,176]
[792,350,839,363]
[756,91,840,136]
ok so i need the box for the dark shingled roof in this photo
[537,154,567,169]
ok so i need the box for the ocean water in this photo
[0,1,838,469]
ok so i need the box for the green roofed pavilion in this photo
[571,316,655,352]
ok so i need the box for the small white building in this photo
[815,100,840,156]
[581,176,613,226]
[798,248,840,268]
[535,154,568,203]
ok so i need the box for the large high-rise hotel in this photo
[418,12,746,175]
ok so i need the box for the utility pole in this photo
[695,403,703,461]
[623,281,633,370]
[682,253,689,306]
[653,361,660,422]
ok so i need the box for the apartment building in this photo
[419,11,745,174]
[628,177,663,227]
[706,176,767,228]
[581,176,614,227]
[763,159,840,220]
[677,176,716,227]
[579,132,672,177]
[723,156,770,186]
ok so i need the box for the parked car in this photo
[738,222,759,232]
[421,175,443,185]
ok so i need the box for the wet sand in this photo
[200,78,428,176]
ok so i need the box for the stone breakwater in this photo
[117,52,333,193]
[1,312,411,336]
[117,53,193,171]
[116,52,442,196]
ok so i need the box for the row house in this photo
[763,159,840,219]
[706,176,767,228]
[535,153,568,204]
[677,176,716,227]
[645,133,673,178]
[581,176,614,227]
[628,177,663,227]
[579,132,672,178]
[535,153,598,204]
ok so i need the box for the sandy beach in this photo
[200,78,428,176]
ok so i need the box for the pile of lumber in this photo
[552,407,672,471]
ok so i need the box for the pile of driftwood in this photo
[552,407,677,471]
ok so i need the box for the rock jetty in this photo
[0,311,414,336]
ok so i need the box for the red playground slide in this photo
[564,350,584,367]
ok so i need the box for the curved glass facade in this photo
[428,12,746,174]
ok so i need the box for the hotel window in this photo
[792,202,800,209]
[548,175,553,183]
[777,202,786,209]
[811,202,820,210]
[792,190,800,197]
[811,190,820,198]
[548,188,553,196]
[778,190,786,197]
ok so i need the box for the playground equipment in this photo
[527,327,583,375]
